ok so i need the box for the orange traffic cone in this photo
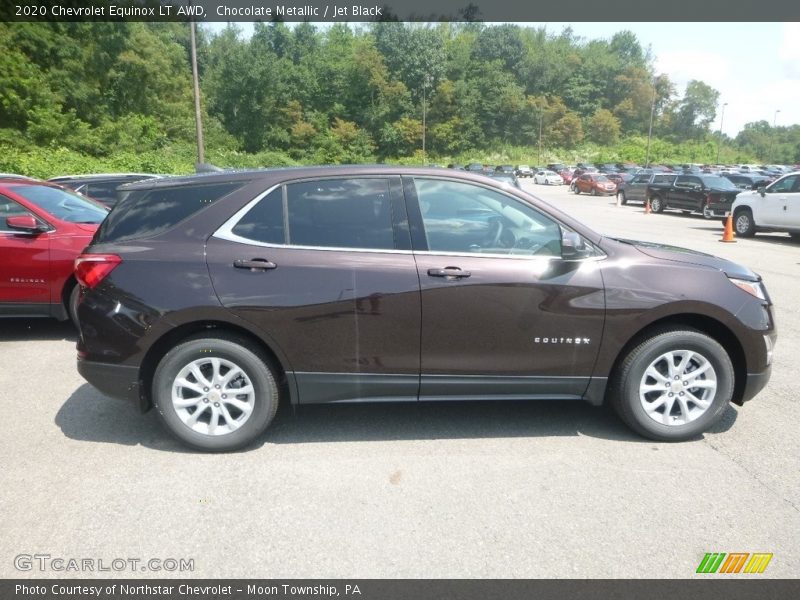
[644,199,651,214]
[721,214,736,243]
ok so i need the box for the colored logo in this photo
[697,552,773,574]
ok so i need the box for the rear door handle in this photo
[234,258,277,270]
[427,267,471,279]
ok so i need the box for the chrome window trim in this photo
[213,181,410,255]
[213,177,606,262]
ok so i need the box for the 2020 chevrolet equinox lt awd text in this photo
[75,167,776,451]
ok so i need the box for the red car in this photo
[0,179,108,324]
[573,173,617,196]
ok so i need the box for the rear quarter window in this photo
[97,182,244,243]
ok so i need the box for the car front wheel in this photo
[152,334,280,451]
[650,195,665,213]
[609,328,733,441]
[734,208,756,237]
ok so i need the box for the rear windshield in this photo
[97,182,244,243]
[8,184,108,223]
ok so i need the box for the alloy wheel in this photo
[171,357,256,436]
[638,350,717,426]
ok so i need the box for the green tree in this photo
[669,80,720,141]
[587,108,621,145]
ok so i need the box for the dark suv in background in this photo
[48,173,162,208]
[75,167,775,451]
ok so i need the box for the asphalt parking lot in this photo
[1,178,798,579]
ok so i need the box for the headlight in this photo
[728,277,766,300]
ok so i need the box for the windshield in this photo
[9,184,109,223]
[701,176,738,191]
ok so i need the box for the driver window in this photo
[769,176,797,193]
[412,178,562,257]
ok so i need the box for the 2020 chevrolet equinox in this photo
[75,167,776,451]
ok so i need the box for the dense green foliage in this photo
[1,21,798,177]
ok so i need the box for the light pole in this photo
[190,20,205,169]
[716,102,727,164]
[771,109,781,162]
[421,74,432,165]
[537,109,543,166]
[644,79,656,168]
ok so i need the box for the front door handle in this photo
[234,258,277,271]
[427,267,471,279]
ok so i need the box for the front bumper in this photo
[77,358,147,412]
[735,365,772,405]
[704,203,732,218]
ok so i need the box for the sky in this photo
[202,21,799,138]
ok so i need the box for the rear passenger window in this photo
[98,182,244,243]
[285,178,394,250]
[231,188,284,244]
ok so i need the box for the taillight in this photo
[74,254,122,289]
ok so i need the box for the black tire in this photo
[609,328,734,442]
[591,187,598,196]
[619,190,628,205]
[67,284,80,328]
[650,195,665,213]
[152,333,280,451]
[733,208,756,237]
[573,185,580,195]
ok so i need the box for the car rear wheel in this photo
[609,328,733,441]
[618,190,627,205]
[152,334,280,451]
[573,186,580,195]
[734,208,756,237]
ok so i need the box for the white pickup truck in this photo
[732,172,800,240]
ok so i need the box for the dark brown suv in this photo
[75,167,776,451]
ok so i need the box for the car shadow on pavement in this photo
[56,383,737,452]
[0,318,77,342]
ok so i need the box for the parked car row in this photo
[614,170,800,240]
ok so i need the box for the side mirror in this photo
[561,229,591,260]
[6,215,44,233]
[758,186,766,198]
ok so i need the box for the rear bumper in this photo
[736,366,772,405]
[77,358,147,411]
